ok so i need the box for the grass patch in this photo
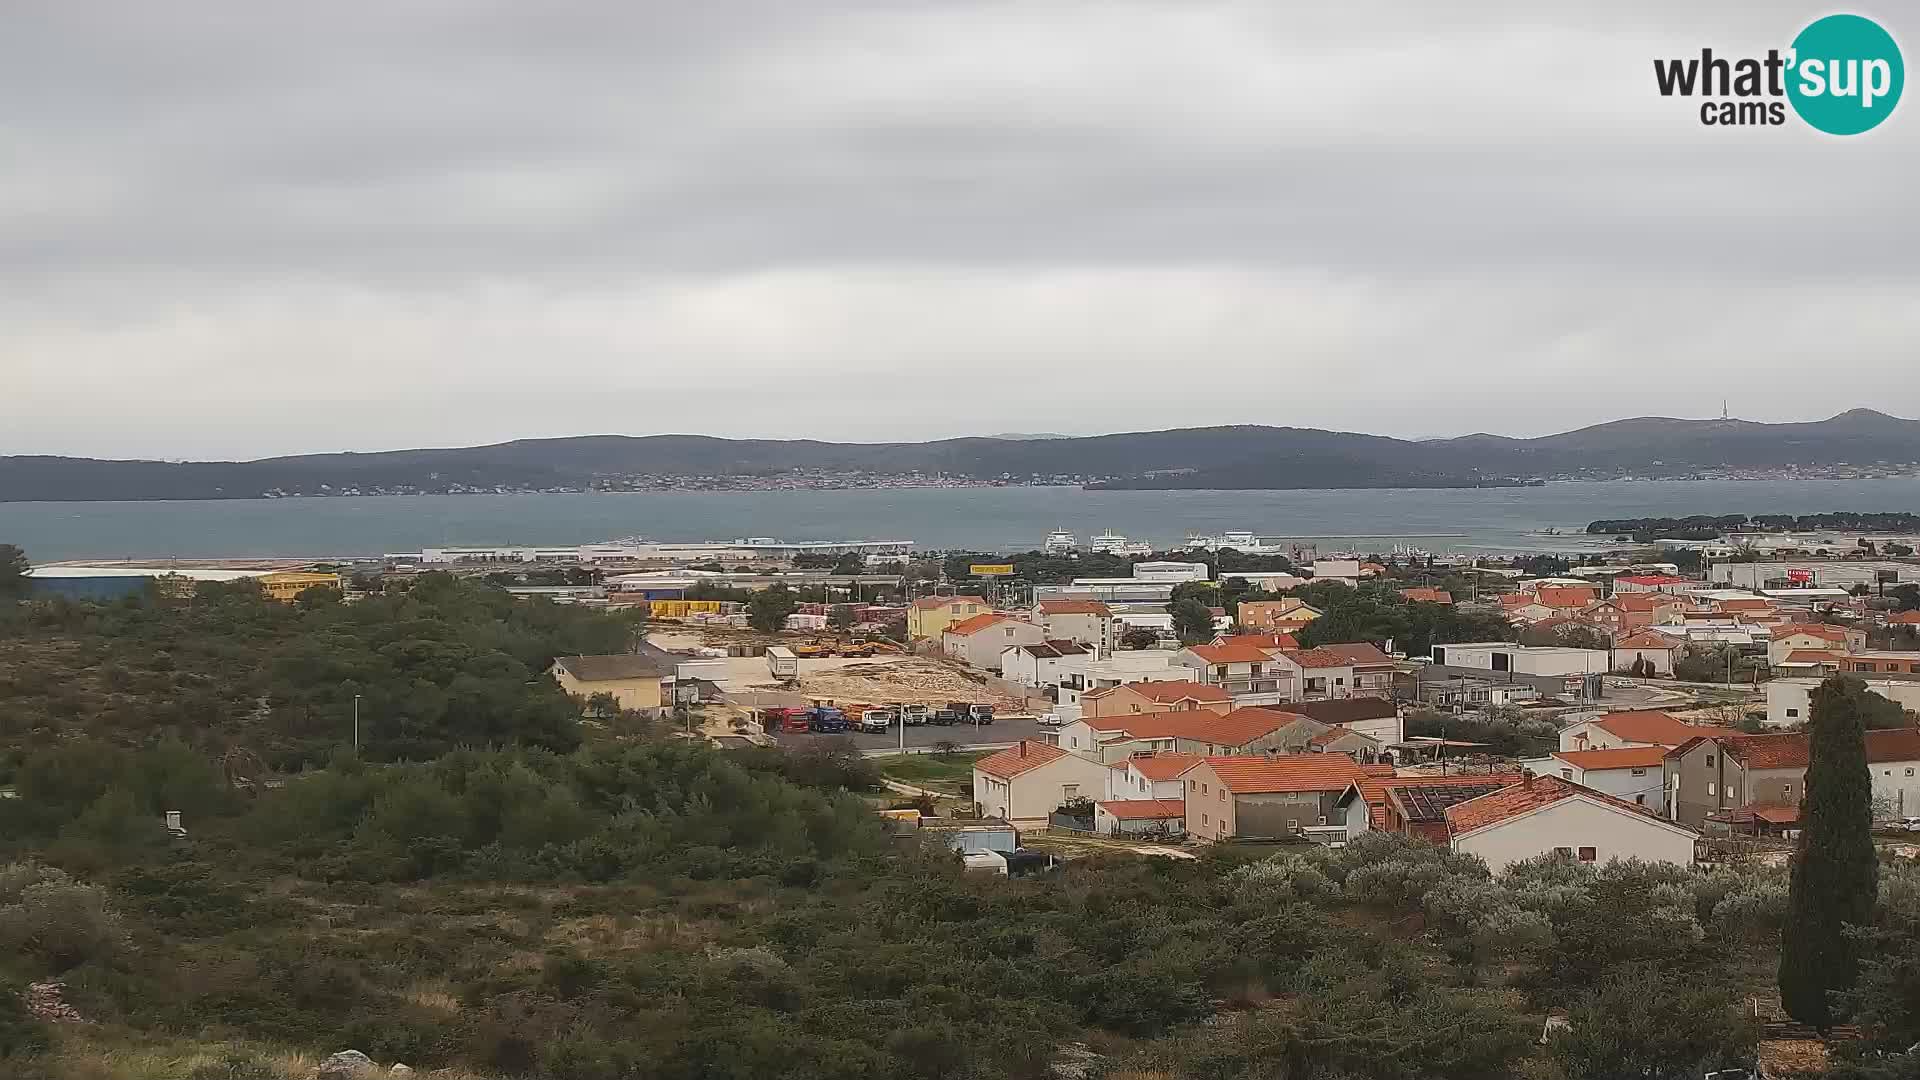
[874,751,986,789]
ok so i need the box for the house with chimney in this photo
[971,740,1110,827]
[1520,746,1669,810]
[1444,774,1698,872]
[1557,710,1720,753]
[1336,772,1523,842]
[1183,755,1371,842]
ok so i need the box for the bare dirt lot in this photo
[649,629,1025,712]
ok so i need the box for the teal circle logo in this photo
[1787,14,1904,134]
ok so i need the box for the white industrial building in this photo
[1767,676,1920,728]
[1429,642,1610,677]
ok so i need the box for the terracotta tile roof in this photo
[1186,643,1276,664]
[1552,745,1669,770]
[1891,612,1920,625]
[1115,680,1232,704]
[1037,599,1113,617]
[1499,593,1543,608]
[1444,774,1675,836]
[1203,754,1368,795]
[1359,763,1397,777]
[1096,798,1187,820]
[974,740,1069,779]
[1610,593,1673,612]
[1616,575,1690,586]
[945,612,1019,636]
[1780,649,1844,664]
[1217,632,1300,650]
[1088,708,1293,746]
[1716,598,1775,612]
[1867,727,1920,764]
[1717,733,1808,769]
[1592,710,1721,746]
[1308,728,1374,747]
[1345,772,1523,828]
[1536,586,1600,609]
[1751,804,1800,824]
[1400,588,1453,604]
[1771,624,1850,641]
[1614,630,1678,649]
[1125,752,1204,780]
[1309,642,1397,667]
[1285,647,1360,668]
[913,594,985,610]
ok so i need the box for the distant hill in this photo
[4,410,1918,501]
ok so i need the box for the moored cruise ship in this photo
[1086,530,1153,556]
[1183,530,1289,554]
[1043,528,1078,553]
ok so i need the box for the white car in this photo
[1899,816,1920,833]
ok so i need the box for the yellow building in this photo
[906,594,990,640]
[257,570,343,603]
[549,649,679,713]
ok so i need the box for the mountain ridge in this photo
[3,410,1917,501]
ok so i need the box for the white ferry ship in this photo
[1042,529,1078,554]
[1086,530,1153,556]
[1183,530,1290,555]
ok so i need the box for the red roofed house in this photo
[1335,772,1525,842]
[1889,611,1920,627]
[1775,649,1845,676]
[1297,642,1399,697]
[971,740,1111,827]
[1557,710,1721,753]
[998,639,1091,687]
[1106,751,1205,801]
[1611,629,1681,676]
[1400,587,1453,605]
[1237,598,1322,634]
[942,613,1045,670]
[1176,643,1297,706]
[1031,599,1116,654]
[1583,593,1682,634]
[1080,680,1233,721]
[1520,745,1668,810]
[1666,727,1920,826]
[1094,797,1187,836]
[1612,574,1696,596]
[1183,755,1370,842]
[906,594,989,640]
[1061,707,1328,764]
[1533,585,1601,611]
[1444,774,1697,872]
[1767,623,1865,665]
[1498,593,1558,624]
[1840,651,1920,677]
[1212,632,1300,651]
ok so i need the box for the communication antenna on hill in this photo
[1720,399,1730,421]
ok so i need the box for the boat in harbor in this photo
[1043,528,1078,554]
[1183,530,1290,555]
[1086,530,1152,556]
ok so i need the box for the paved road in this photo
[771,715,1052,754]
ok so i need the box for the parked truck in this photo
[857,708,893,734]
[900,703,930,726]
[945,701,995,725]
[806,704,848,734]
[765,646,799,681]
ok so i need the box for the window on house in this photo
[1705,754,1715,766]
[1787,708,1800,717]
[1783,783,1792,797]
[1560,769,1573,780]
[1631,768,1647,776]
[1578,847,1597,863]
[1202,783,1209,794]
[1287,819,1299,830]
[1706,782,1716,796]
[1062,785,1078,799]
[1219,790,1225,802]
[1554,846,1573,859]
[1201,813,1209,825]
[1317,815,1328,825]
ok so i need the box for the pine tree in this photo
[1778,675,1879,1028]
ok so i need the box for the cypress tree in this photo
[1778,675,1879,1028]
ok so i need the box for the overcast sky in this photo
[3,2,1915,460]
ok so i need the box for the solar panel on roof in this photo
[1397,782,1509,822]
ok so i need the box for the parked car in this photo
[1899,816,1920,833]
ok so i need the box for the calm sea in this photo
[6,478,1920,562]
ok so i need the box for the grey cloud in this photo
[1,1,1914,457]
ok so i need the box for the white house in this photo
[1105,751,1204,801]
[1310,560,1362,586]
[1517,746,1668,810]
[999,640,1092,688]
[1032,600,1116,654]
[1055,650,1182,707]
[1611,630,1680,676]
[1175,643,1298,706]
[942,614,1046,670]
[1557,710,1719,752]
[971,741,1111,827]
[1444,775,1697,873]
[1766,676,1920,728]
[1767,624,1865,666]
